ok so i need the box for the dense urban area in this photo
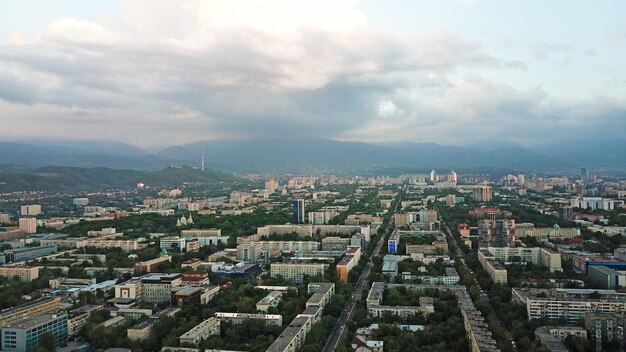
[2,167,626,352]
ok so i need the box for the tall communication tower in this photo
[201,146,205,172]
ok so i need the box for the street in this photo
[321,187,402,352]
[442,221,518,352]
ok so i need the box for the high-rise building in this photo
[477,220,494,248]
[18,218,37,234]
[473,186,493,202]
[478,219,515,248]
[429,170,437,182]
[448,170,458,183]
[581,167,589,181]
[494,219,516,247]
[517,174,525,185]
[265,178,278,193]
[293,199,305,224]
[0,213,10,224]
[20,205,41,216]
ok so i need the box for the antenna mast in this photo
[201,146,205,171]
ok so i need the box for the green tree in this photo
[38,332,57,352]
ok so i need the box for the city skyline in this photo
[1,0,625,148]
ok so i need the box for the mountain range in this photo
[0,137,624,175]
[0,165,239,193]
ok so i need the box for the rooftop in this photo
[4,313,67,329]
[266,315,311,352]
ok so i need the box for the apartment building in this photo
[0,297,61,329]
[419,267,461,286]
[178,317,220,347]
[18,218,37,234]
[134,255,172,273]
[336,247,362,283]
[457,290,500,352]
[256,291,284,313]
[535,325,587,352]
[1,313,68,352]
[214,312,282,326]
[141,274,182,304]
[0,266,39,281]
[67,305,102,336]
[270,263,328,283]
[366,282,435,318]
[516,226,580,240]
[308,210,340,225]
[75,239,139,252]
[478,250,508,284]
[20,205,41,216]
[321,237,351,251]
[478,247,562,284]
[473,186,493,202]
[306,283,335,309]
[584,313,626,351]
[265,283,335,352]
[238,241,320,261]
[512,288,626,323]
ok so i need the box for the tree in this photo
[38,332,57,352]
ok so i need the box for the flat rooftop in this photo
[4,313,66,329]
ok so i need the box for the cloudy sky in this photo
[2,0,625,149]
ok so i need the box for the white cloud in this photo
[0,0,623,147]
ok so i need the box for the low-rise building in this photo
[134,255,172,273]
[0,266,39,281]
[270,263,327,283]
[336,247,362,283]
[535,326,587,352]
[67,305,102,336]
[75,239,138,252]
[512,288,626,323]
[127,320,155,341]
[321,237,351,251]
[457,289,499,352]
[1,313,68,352]
[214,312,282,326]
[588,265,626,289]
[256,291,284,313]
[178,317,220,347]
[366,282,435,318]
[0,297,61,329]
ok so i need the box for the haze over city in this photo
[3,2,626,352]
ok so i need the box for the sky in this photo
[1,0,625,149]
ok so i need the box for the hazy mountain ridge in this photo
[0,142,180,171]
[532,138,626,168]
[0,138,623,174]
[0,165,239,193]
[156,138,570,172]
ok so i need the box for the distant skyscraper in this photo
[473,185,493,202]
[293,199,305,224]
[429,170,437,182]
[449,170,458,183]
[265,178,278,193]
[581,167,589,181]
